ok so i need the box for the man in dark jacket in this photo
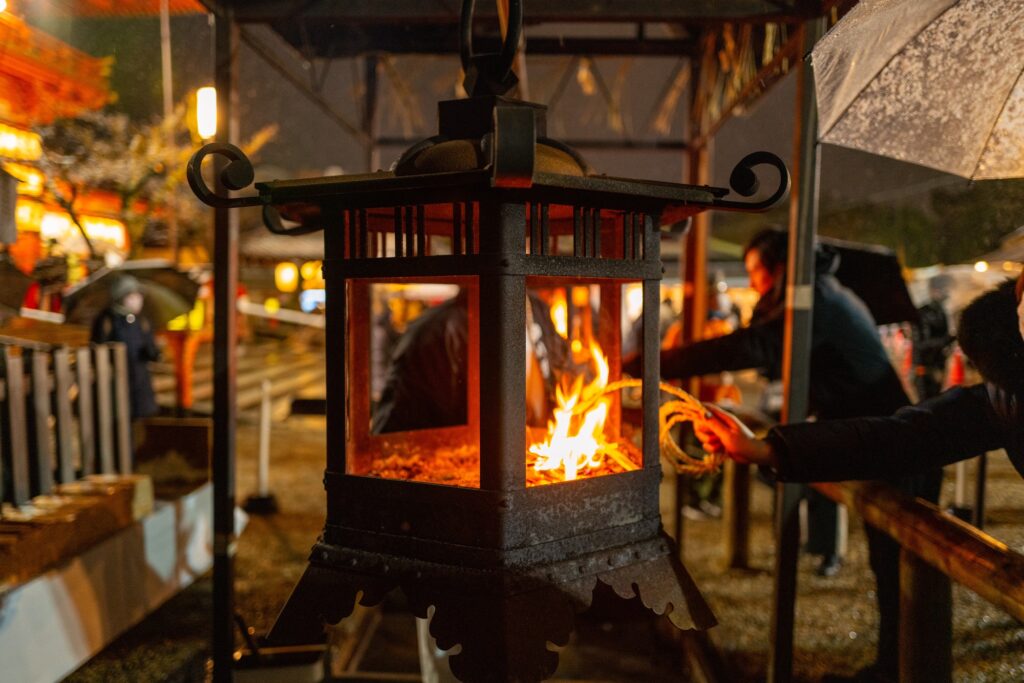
[91,274,161,420]
[696,270,1024,683]
[634,228,941,681]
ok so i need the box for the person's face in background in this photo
[122,291,144,316]
[745,248,780,298]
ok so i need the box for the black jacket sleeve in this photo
[767,384,1004,482]
[660,316,783,379]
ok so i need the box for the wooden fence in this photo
[1,341,132,511]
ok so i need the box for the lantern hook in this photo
[186,142,263,209]
[712,151,791,211]
[460,0,523,96]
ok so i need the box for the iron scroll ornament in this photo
[186,143,791,229]
[711,150,791,211]
[185,142,262,209]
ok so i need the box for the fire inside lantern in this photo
[527,286,640,485]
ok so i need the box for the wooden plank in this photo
[0,475,153,586]
[94,344,115,474]
[0,481,212,683]
[76,347,96,476]
[0,317,90,349]
[53,347,76,484]
[29,350,54,496]
[111,343,133,474]
[899,548,952,683]
[5,348,31,507]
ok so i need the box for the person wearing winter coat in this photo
[695,270,1024,683]
[91,274,161,420]
[628,228,942,681]
[698,271,1024,483]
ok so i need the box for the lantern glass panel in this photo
[524,278,642,486]
[346,277,481,488]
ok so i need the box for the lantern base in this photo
[264,532,715,683]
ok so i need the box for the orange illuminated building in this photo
[0,7,123,275]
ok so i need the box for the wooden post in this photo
[899,548,952,683]
[5,348,31,506]
[29,349,54,496]
[112,343,132,474]
[53,347,76,484]
[75,347,96,476]
[94,344,115,474]
[723,460,750,568]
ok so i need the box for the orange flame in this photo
[550,291,568,339]
[529,340,621,481]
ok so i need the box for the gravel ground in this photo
[679,453,1024,682]
[68,402,1024,682]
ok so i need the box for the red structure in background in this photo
[0,9,114,274]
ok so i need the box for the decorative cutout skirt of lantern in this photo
[187,4,788,680]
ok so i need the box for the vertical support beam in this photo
[53,347,76,484]
[682,143,710,344]
[679,59,710,558]
[76,347,96,476]
[769,19,825,683]
[94,344,115,474]
[642,213,662,521]
[212,9,240,682]
[363,55,380,173]
[899,548,952,683]
[478,200,526,491]
[30,350,54,496]
[723,461,750,568]
[112,343,133,474]
[324,207,347,476]
[5,348,30,506]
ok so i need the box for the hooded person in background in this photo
[695,269,1024,683]
[91,274,161,420]
[912,273,955,401]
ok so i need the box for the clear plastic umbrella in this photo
[813,0,1024,179]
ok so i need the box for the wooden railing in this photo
[812,480,1024,682]
[1,341,133,509]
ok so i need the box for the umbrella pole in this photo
[769,18,825,683]
[211,10,240,682]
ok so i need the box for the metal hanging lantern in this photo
[188,2,788,680]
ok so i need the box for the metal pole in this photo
[160,0,179,262]
[212,8,240,682]
[768,18,824,683]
